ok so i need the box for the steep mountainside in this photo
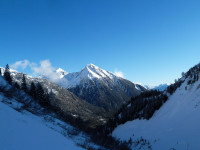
[0,67,108,127]
[0,99,83,150]
[57,64,145,112]
[112,63,200,150]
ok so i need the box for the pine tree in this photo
[44,93,50,106]
[4,64,12,85]
[30,82,37,99]
[0,68,2,76]
[37,83,45,105]
[13,82,20,89]
[36,83,50,107]
[128,137,133,145]
[21,74,27,92]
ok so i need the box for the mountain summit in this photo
[60,64,124,88]
[56,68,68,78]
[56,64,146,112]
[82,64,116,79]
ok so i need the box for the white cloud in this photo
[30,60,60,81]
[11,60,30,70]
[11,59,62,82]
[114,69,124,78]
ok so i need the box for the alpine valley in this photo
[0,63,200,150]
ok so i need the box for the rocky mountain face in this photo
[56,64,146,112]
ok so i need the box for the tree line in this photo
[0,64,50,108]
[101,90,168,135]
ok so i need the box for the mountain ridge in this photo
[55,64,146,112]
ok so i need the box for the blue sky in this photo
[0,0,200,86]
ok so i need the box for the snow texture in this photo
[56,68,68,78]
[0,98,83,150]
[59,64,123,88]
[113,77,200,150]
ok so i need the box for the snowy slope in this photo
[113,76,200,150]
[0,99,83,150]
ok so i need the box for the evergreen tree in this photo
[30,82,37,99]
[13,82,20,89]
[36,83,45,105]
[4,64,12,85]
[0,68,2,76]
[36,83,50,107]
[21,74,27,92]
[44,93,50,106]
[128,137,133,145]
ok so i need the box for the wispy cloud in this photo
[11,60,30,70]
[11,59,61,82]
[114,69,124,78]
[30,60,60,81]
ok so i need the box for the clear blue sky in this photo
[1,0,200,86]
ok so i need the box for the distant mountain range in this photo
[144,84,169,91]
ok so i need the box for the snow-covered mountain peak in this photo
[58,64,144,111]
[56,68,68,78]
[81,64,114,80]
[56,68,66,73]
[84,64,102,74]
[85,63,98,68]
